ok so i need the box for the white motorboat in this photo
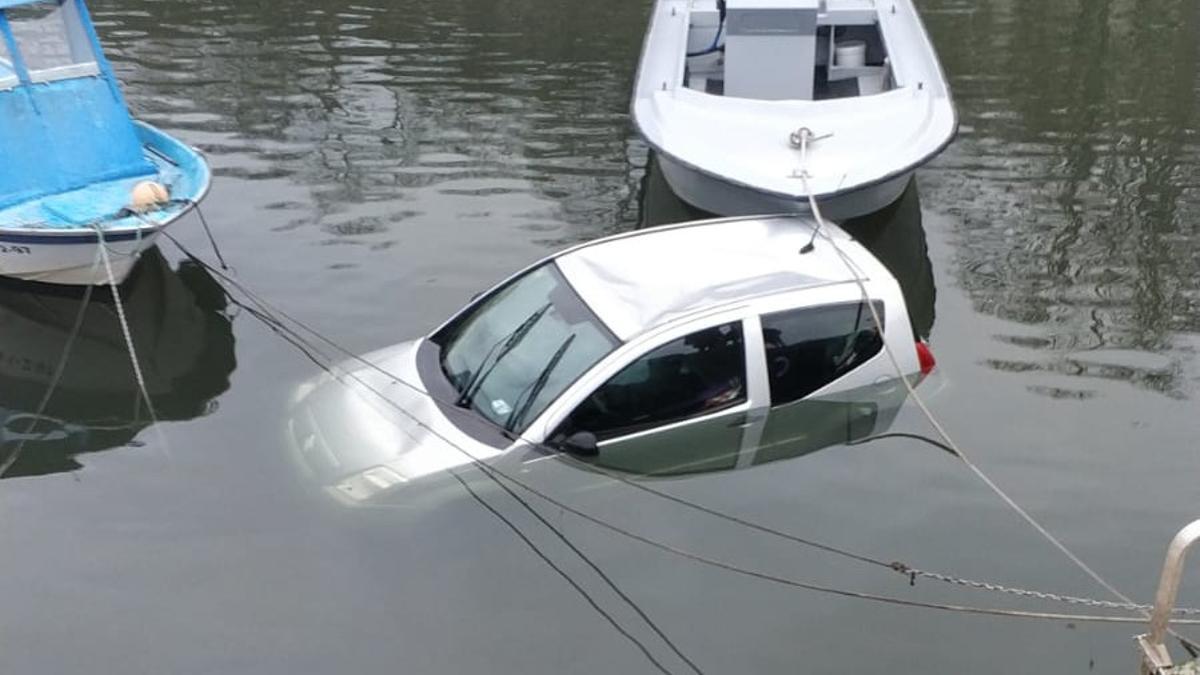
[631,0,957,219]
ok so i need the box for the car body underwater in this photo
[287,215,935,506]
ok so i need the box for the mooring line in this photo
[791,127,1197,648]
[160,234,700,673]
[171,233,1200,614]
[229,288,1200,627]
[190,202,229,271]
[450,467,682,675]
[164,232,1200,629]
[94,227,172,460]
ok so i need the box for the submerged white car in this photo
[288,215,935,503]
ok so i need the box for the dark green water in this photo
[1,1,1198,672]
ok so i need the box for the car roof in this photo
[554,216,876,341]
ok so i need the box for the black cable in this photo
[163,235,695,672]
[163,238,1196,630]
[484,469,707,675]
[162,232,939,574]
[847,432,961,458]
[556,452,896,570]
[449,468,676,675]
[245,274,702,672]
[190,202,229,271]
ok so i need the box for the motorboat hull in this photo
[657,152,914,220]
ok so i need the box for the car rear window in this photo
[761,301,883,406]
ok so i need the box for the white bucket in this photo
[834,40,867,68]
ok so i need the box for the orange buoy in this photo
[129,180,170,212]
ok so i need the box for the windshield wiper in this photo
[505,333,575,433]
[455,302,553,408]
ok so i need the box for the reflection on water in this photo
[584,384,910,478]
[842,181,937,340]
[2,0,1198,672]
[919,0,1200,398]
[0,250,236,478]
[92,0,1197,396]
[97,0,646,248]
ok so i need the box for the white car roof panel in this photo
[555,217,869,341]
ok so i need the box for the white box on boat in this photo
[724,0,819,100]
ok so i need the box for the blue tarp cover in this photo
[0,77,155,211]
[0,0,155,211]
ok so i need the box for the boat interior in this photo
[683,0,895,101]
[0,138,188,231]
[0,0,170,229]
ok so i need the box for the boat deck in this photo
[0,122,208,236]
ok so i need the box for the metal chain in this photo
[168,230,1200,624]
[890,564,1200,616]
[168,235,1200,629]
[791,130,1199,634]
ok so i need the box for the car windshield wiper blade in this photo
[505,333,575,433]
[455,302,553,408]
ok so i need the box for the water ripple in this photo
[921,0,1200,395]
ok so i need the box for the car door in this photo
[734,297,894,468]
[540,314,769,477]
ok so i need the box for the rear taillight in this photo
[916,340,936,378]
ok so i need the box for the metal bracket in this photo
[787,127,832,149]
[1138,520,1200,674]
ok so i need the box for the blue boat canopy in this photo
[0,0,154,211]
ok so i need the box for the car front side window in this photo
[760,300,884,406]
[558,321,746,442]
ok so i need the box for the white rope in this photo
[167,208,1200,632]
[790,128,1182,636]
[93,227,172,458]
[271,322,1200,627]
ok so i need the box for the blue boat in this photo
[0,0,210,285]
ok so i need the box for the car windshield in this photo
[436,263,619,434]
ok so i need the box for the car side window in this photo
[560,322,746,441]
[761,301,884,406]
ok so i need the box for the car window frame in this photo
[429,260,621,434]
[529,306,769,445]
[749,282,906,401]
[760,298,887,408]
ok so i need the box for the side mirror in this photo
[557,431,599,457]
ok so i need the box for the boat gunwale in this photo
[0,120,211,243]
